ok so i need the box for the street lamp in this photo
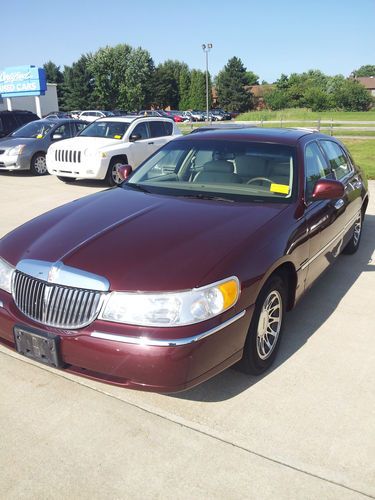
[202,43,213,122]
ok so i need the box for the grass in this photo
[236,108,375,122]
[341,139,375,179]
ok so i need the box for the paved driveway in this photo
[0,172,374,499]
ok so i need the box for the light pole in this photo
[202,43,213,122]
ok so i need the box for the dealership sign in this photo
[0,65,47,97]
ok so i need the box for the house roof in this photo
[355,77,375,89]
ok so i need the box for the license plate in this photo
[14,326,62,368]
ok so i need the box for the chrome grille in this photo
[55,149,81,163]
[13,271,105,329]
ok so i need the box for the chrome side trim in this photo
[301,210,361,271]
[91,310,247,347]
[16,260,110,291]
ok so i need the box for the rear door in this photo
[303,140,348,287]
[319,139,362,229]
[148,120,173,152]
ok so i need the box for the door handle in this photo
[148,141,154,145]
[334,199,344,210]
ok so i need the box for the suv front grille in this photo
[54,149,82,163]
[13,271,105,329]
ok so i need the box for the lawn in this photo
[236,108,375,122]
[342,139,375,179]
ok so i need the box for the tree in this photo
[179,68,191,110]
[189,69,209,109]
[60,54,96,110]
[244,70,259,86]
[263,89,290,110]
[353,65,375,77]
[328,76,373,111]
[43,61,64,107]
[216,57,252,111]
[121,48,154,110]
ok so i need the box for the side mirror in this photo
[129,133,141,142]
[52,133,63,141]
[311,179,345,200]
[117,164,133,181]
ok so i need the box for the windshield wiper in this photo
[176,193,234,203]
[123,183,151,193]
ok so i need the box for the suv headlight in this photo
[0,257,14,293]
[100,277,240,327]
[7,144,26,156]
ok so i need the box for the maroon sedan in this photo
[0,129,368,392]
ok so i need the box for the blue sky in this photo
[2,0,374,82]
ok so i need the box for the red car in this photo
[0,129,368,392]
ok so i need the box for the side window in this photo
[132,122,149,140]
[149,121,166,138]
[0,118,4,135]
[164,121,173,136]
[319,140,352,180]
[4,114,17,133]
[75,122,87,135]
[54,124,69,139]
[304,142,331,198]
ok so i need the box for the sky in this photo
[1,0,374,82]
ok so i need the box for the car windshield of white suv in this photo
[78,120,130,139]
[11,121,55,139]
[125,139,297,203]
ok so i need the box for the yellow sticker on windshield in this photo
[114,135,121,139]
[36,134,43,139]
[270,183,289,195]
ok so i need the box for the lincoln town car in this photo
[0,128,368,392]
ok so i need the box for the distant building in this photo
[355,76,375,97]
[0,83,58,116]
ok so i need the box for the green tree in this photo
[216,57,252,111]
[189,69,209,109]
[353,65,375,77]
[121,48,154,110]
[179,68,191,109]
[89,44,133,109]
[329,76,373,111]
[60,54,96,110]
[43,61,64,107]
[263,89,290,110]
[244,70,259,86]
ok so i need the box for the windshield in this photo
[78,120,130,139]
[125,139,297,203]
[11,121,55,139]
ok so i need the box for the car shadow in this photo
[0,171,108,188]
[172,213,375,402]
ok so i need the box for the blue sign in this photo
[0,66,47,98]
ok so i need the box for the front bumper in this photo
[46,154,109,180]
[0,290,252,392]
[0,153,30,171]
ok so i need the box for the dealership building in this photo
[0,65,59,117]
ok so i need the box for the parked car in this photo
[164,111,185,123]
[211,109,232,121]
[78,110,115,122]
[46,115,181,185]
[44,112,72,120]
[70,110,82,120]
[0,129,368,392]
[183,110,205,121]
[0,119,88,175]
[0,110,39,139]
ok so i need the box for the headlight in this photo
[0,257,14,293]
[7,144,26,156]
[100,277,240,327]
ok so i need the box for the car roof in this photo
[94,116,174,123]
[178,127,321,145]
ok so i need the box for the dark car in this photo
[0,110,39,138]
[44,112,72,120]
[0,119,87,175]
[0,129,368,392]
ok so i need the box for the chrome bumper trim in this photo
[91,310,247,347]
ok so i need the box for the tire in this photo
[106,158,127,187]
[239,274,287,375]
[57,176,76,183]
[342,211,363,255]
[30,153,48,176]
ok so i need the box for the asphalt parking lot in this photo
[0,171,374,499]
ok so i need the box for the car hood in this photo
[0,188,289,291]
[48,137,122,151]
[0,137,44,149]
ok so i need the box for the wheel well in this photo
[32,151,46,160]
[110,155,128,165]
[270,262,297,311]
[362,195,369,217]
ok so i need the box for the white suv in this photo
[46,116,181,185]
